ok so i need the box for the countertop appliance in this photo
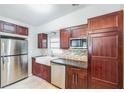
[51,62,65,89]
[0,36,28,87]
[70,37,87,48]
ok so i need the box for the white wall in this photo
[37,4,121,33]
[0,16,30,27]
[28,27,43,75]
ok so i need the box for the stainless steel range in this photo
[0,36,28,87]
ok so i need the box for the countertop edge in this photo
[50,58,88,69]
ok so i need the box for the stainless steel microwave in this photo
[70,37,87,48]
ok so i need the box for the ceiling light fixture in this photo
[28,4,54,13]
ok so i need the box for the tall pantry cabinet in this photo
[88,11,123,89]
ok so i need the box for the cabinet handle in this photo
[2,56,4,70]
[76,74,78,86]
[75,74,77,86]
[74,74,78,87]
[72,74,75,85]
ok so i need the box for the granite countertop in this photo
[50,58,88,69]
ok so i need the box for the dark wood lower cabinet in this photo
[66,66,87,89]
[32,60,41,77]
[32,58,51,82]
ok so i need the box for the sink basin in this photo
[35,56,58,66]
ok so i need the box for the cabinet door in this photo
[66,66,87,89]
[60,29,70,49]
[16,26,28,36]
[0,21,16,34]
[38,33,48,48]
[72,67,87,89]
[34,63,41,76]
[71,24,88,38]
[41,65,51,82]
[66,68,76,89]
[38,33,42,48]
[76,73,87,89]
[89,32,120,88]
[42,34,48,48]
[32,59,41,76]
[88,11,123,33]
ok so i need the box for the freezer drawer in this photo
[51,63,65,88]
[0,55,28,87]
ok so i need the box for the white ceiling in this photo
[0,4,88,26]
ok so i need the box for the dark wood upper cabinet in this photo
[0,20,28,36]
[88,10,123,89]
[60,24,88,49]
[66,66,87,89]
[88,11,123,33]
[60,29,70,49]
[0,21,16,34]
[71,24,88,38]
[16,26,28,36]
[38,33,48,48]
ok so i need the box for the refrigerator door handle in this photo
[2,56,4,64]
[2,56,5,70]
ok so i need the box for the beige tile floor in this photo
[3,75,58,89]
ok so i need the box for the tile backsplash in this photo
[59,49,88,61]
[40,49,49,56]
[40,48,88,61]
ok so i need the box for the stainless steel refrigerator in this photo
[0,37,28,87]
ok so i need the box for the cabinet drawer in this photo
[66,66,87,74]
